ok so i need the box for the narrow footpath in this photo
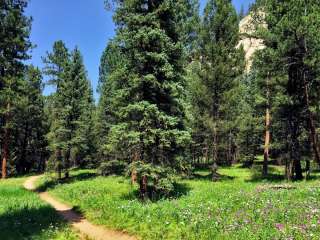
[24,176,137,240]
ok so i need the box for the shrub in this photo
[127,161,176,200]
[99,160,127,176]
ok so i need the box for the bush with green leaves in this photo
[128,161,177,200]
[99,160,127,176]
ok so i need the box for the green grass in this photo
[38,166,320,240]
[0,177,77,240]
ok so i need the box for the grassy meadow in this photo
[0,177,77,240]
[36,165,320,240]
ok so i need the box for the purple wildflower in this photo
[275,223,285,232]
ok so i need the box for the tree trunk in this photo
[131,149,139,184]
[306,158,311,179]
[56,149,62,180]
[140,175,148,200]
[228,131,232,166]
[64,149,70,179]
[263,107,271,176]
[289,118,303,180]
[211,125,219,180]
[263,73,271,177]
[19,122,29,174]
[1,128,9,179]
[1,103,11,179]
[213,127,218,164]
[303,70,320,165]
[293,155,303,180]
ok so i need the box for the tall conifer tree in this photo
[197,0,244,178]
[102,0,192,198]
[0,0,32,178]
[45,44,94,178]
[253,0,320,180]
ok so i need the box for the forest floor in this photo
[34,165,320,240]
[0,176,77,240]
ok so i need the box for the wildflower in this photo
[275,223,285,232]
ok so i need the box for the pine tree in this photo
[44,41,71,179]
[43,40,70,90]
[96,39,126,161]
[65,48,95,169]
[102,0,192,199]
[45,44,94,178]
[197,0,244,178]
[177,0,200,58]
[13,66,48,174]
[253,0,320,180]
[0,0,32,178]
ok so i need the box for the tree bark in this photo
[1,103,11,179]
[1,127,9,179]
[213,125,218,164]
[140,175,148,200]
[289,118,303,180]
[263,107,270,176]
[211,124,219,180]
[64,148,70,179]
[303,70,320,165]
[228,131,232,165]
[131,149,138,184]
[263,73,271,177]
[55,148,62,180]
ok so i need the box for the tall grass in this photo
[38,166,320,240]
[0,177,77,240]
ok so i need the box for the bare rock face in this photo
[237,13,265,72]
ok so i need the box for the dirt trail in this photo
[23,176,137,240]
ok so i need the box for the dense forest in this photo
[2,0,320,201]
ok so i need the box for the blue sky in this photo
[26,0,254,100]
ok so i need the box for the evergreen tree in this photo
[96,39,126,161]
[0,0,32,178]
[177,0,200,58]
[102,0,192,199]
[12,66,48,174]
[253,0,320,180]
[64,48,95,169]
[43,40,70,90]
[45,44,94,178]
[195,0,244,178]
[44,41,71,179]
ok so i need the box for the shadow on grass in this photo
[246,165,285,183]
[37,171,97,192]
[304,174,320,181]
[191,172,235,182]
[0,206,67,240]
[247,173,285,183]
[121,182,192,202]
